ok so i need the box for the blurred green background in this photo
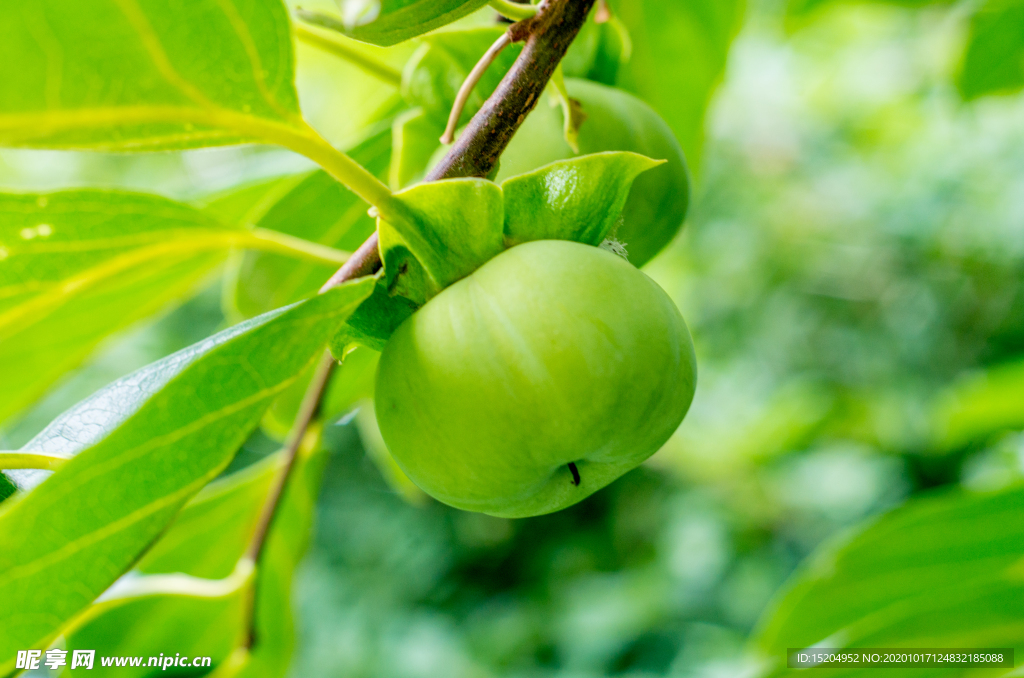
[4,0,1024,675]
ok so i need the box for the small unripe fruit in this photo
[498,79,691,267]
[375,240,697,517]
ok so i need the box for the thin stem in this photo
[489,0,539,22]
[243,350,335,647]
[245,228,350,265]
[294,23,403,86]
[441,31,513,145]
[429,0,597,179]
[0,451,68,471]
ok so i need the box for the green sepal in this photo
[378,179,505,305]
[297,0,490,47]
[501,151,663,249]
[331,278,419,355]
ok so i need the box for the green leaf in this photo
[378,178,505,304]
[0,279,374,666]
[501,152,663,248]
[220,125,392,320]
[0,189,346,427]
[607,0,744,170]
[390,108,445,190]
[201,175,310,230]
[0,0,308,151]
[932,358,1024,451]
[136,454,283,578]
[958,0,1024,100]
[60,563,252,677]
[401,27,524,128]
[55,445,319,675]
[754,486,1024,675]
[60,433,328,677]
[297,0,491,47]
[0,191,241,426]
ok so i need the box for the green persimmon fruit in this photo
[497,78,691,267]
[375,240,697,518]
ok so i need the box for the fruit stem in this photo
[440,31,513,145]
[320,0,598,292]
[568,462,581,486]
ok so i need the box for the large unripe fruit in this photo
[375,240,697,518]
[497,79,691,267]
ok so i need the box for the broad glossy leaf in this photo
[501,152,662,247]
[0,279,374,665]
[958,0,1024,100]
[401,27,525,128]
[137,454,283,578]
[933,358,1024,451]
[378,178,505,304]
[221,126,392,320]
[298,0,491,47]
[607,0,744,170]
[754,486,1024,677]
[0,190,246,425]
[61,437,326,676]
[0,0,308,151]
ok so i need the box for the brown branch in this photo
[320,0,597,293]
[243,349,335,648]
[319,232,385,293]
[429,0,596,179]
